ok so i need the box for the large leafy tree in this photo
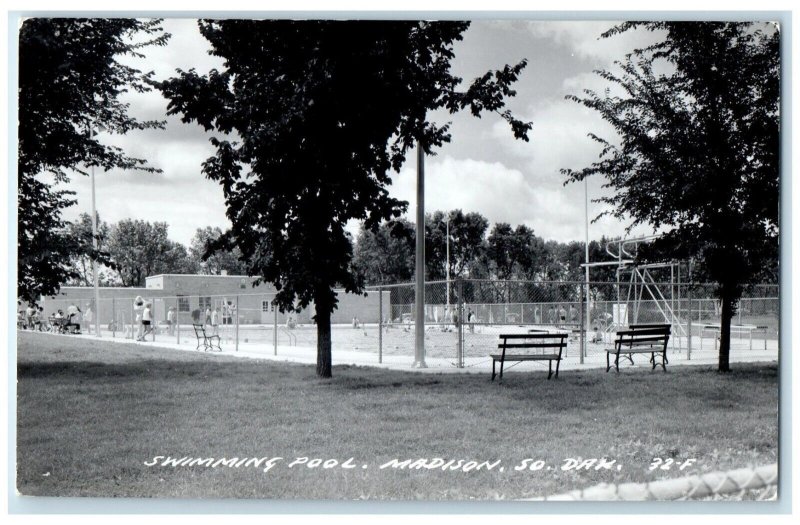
[159,20,531,377]
[17,18,169,303]
[106,219,197,287]
[353,220,416,286]
[486,223,535,281]
[189,226,248,276]
[563,22,779,371]
[64,212,112,286]
[426,210,489,281]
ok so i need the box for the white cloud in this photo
[382,155,654,243]
[390,156,535,226]
[527,21,665,67]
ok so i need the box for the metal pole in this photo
[579,283,585,364]
[273,296,278,356]
[677,264,682,348]
[584,176,590,359]
[378,286,383,364]
[90,126,101,337]
[671,264,675,351]
[687,259,693,360]
[414,141,427,368]
[131,298,135,340]
[457,279,464,368]
[446,216,450,316]
[235,295,239,352]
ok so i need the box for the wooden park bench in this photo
[192,324,222,352]
[491,332,568,381]
[607,324,671,373]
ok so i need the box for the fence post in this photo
[235,295,239,352]
[112,297,116,338]
[687,259,693,360]
[378,286,383,364]
[131,298,135,340]
[273,297,278,356]
[457,279,464,368]
[579,284,585,364]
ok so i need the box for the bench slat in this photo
[498,342,567,349]
[616,329,670,337]
[499,333,567,339]
[491,354,561,361]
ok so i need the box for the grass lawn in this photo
[16,331,778,500]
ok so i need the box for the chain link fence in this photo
[532,463,778,501]
[31,279,778,368]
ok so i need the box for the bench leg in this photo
[662,351,667,372]
[606,352,611,372]
[625,354,635,365]
[555,358,561,379]
[491,360,496,381]
[615,353,620,373]
[547,360,553,380]
[499,359,505,381]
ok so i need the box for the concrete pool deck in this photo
[60,329,780,375]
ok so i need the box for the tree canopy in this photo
[189,226,248,276]
[562,22,780,371]
[64,212,112,286]
[158,20,531,376]
[17,18,169,303]
[106,219,198,287]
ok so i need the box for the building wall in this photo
[40,276,390,326]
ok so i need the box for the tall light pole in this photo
[90,125,101,337]
[414,141,427,368]
[445,214,451,317]
[583,176,590,361]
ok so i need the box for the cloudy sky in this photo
[58,18,666,246]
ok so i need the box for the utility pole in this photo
[90,125,101,337]
[414,141,427,368]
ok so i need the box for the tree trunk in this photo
[718,286,735,373]
[316,305,332,378]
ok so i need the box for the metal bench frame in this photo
[491,333,568,381]
[607,325,671,373]
[192,323,222,352]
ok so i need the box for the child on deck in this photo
[139,302,153,341]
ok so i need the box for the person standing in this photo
[139,302,153,341]
[25,305,36,330]
[211,307,220,336]
[84,304,93,334]
[167,306,176,336]
[134,296,145,340]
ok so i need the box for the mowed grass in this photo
[16,331,778,500]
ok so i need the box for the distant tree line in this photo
[64,214,247,287]
[65,208,626,292]
[352,209,620,286]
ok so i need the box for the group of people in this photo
[18,303,90,335]
[133,296,154,341]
